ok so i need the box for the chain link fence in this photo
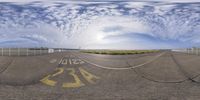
[0,48,66,56]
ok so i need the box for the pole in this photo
[17,48,20,56]
[40,48,41,55]
[191,48,193,54]
[9,48,10,56]
[1,48,2,56]
[189,48,191,54]
[34,49,35,56]
[27,48,29,56]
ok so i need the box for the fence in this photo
[172,48,200,56]
[0,48,68,56]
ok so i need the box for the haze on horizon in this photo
[0,0,200,49]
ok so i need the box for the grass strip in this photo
[80,50,159,55]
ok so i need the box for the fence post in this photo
[1,48,2,56]
[34,49,35,56]
[40,48,41,55]
[17,48,20,56]
[191,48,193,54]
[9,48,10,56]
[27,48,29,56]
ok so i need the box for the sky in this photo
[0,0,199,49]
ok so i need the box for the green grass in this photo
[80,50,159,55]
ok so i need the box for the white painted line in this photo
[59,56,68,65]
[61,59,68,65]
[72,59,78,65]
[59,58,63,65]
[73,52,165,70]
[68,59,71,65]
[49,59,57,64]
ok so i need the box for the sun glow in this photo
[83,16,149,45]
[96,33,105,42]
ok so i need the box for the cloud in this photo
[1,0,200,3]
[0,1,199,49]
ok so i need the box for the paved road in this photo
[1,51,200,100]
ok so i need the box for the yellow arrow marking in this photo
[40,68,64,86]
[40,75,57,86]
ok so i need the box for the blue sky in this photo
[0,0,200,49]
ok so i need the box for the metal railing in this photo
[0,48,74,56]
[172,48,200,56]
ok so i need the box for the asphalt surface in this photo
[1,51,200,100]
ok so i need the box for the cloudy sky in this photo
[0,0,199,49]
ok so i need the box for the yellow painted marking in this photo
[52,68,64,77]
[62,68,85,88]
[40,75,57,86]
[40,68,64,86]
[79,67,100,84]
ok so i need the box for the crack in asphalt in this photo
[171,52,200,84]
[132,51,200,84]
[0,58,15,74]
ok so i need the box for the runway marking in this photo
[40,68,64,86]
[72,59,85,65]
[41,55,99,88]
[40,67,100,88]
[79,67,100,84]
[59,59,63,65]
[60,58,85,65]
[40,75,57,86]
[69,59,72,65]
[52,68,64,77]
[74,52,166,70]
[61,59,68,65]
[62,68,85,88]
[49,59,57,64]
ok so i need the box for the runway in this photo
[1,50,200,100]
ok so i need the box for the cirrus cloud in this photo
[0,1,199,49]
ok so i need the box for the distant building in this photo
[48,49,54,53]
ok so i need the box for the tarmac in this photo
[0,50,200,100]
